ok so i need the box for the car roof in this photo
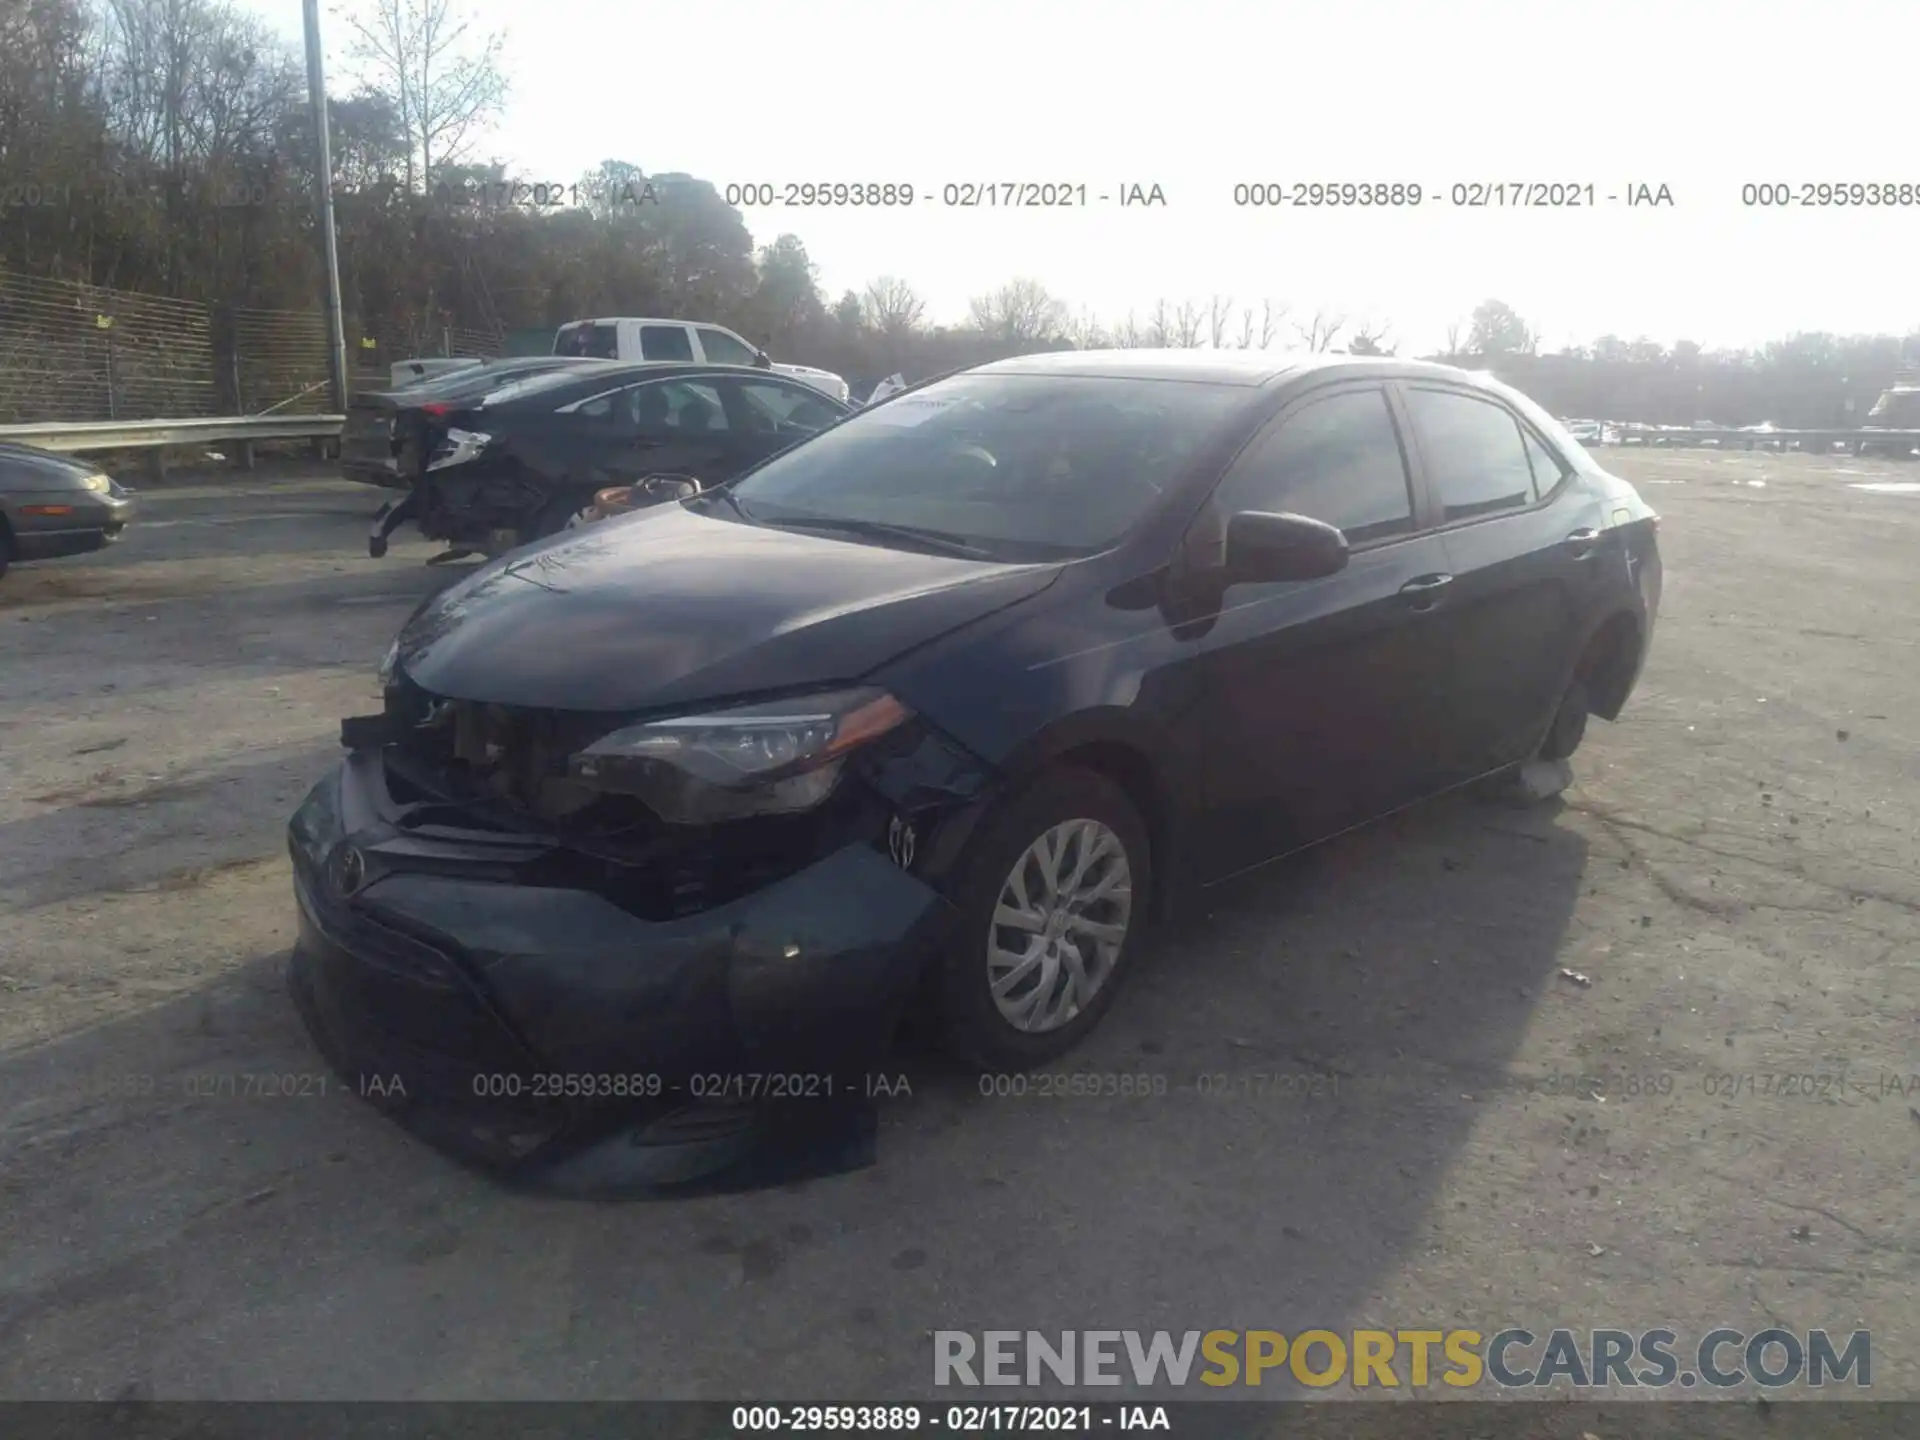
[559,361,825,384]
[969,348,1503,389]
[563,318,711,328]
[473,360,847,406]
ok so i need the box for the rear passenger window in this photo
[1404,389,1536,522]
[1213,387,1414,546]
[557,323,619,359]
[1521,427,1568,499]
[639,325,695,362]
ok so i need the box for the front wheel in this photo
[933,767,1152,1071]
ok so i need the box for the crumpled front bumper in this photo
[287,749,957,1182]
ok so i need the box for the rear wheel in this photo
[933,767,1151,1071]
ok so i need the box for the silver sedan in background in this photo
[0,442,138,580]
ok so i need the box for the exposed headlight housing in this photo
[426,427,492,472]
[376,638,400,687]
[569,687,911,825]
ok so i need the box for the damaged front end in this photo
[289,669,995,1188]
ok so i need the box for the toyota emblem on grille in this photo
[327,843,367,897]
[888,816,917,870]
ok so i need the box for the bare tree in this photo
[860,275,926,337]
[1347,318,1395,356]
[1258,300,1286,349]
[1207,293,1233,349]
[339,0,507,193]
[1059,306,1108,350]
[1145,298,1172,347]
[1294,308,1346,353]
[1233,300,1289,349]
[1443,317,1467,356]
[965,277,1068,345]
[1109,310,1144,348]
[1466,298,1535,356]
[1171,298,1205,348]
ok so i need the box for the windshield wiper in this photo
[759,514,995,558]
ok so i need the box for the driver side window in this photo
[1212,386,1415,546]
[697,327,760,367]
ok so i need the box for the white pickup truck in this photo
[385,319,851,402]
[552,318,850,402]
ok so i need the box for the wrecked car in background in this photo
[361,361,850,559]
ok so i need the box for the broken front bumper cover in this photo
[286,749,956,1187]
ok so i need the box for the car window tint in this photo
[1405,388,1536,522]
[697,327,759,366]
[629,380,727,435]
[639,325,694,362]
[738,380,839,434]
[1521,427,1569,500]
[1215,387,1414,545]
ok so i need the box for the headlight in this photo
[426,428,492,471]
[78,473,112,493]
[376,638,399,687]
[569,687,911,825]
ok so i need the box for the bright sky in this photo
[255,0,1918,352]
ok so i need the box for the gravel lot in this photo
[0,449,1915,1411]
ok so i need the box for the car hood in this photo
[395,502,1062,712]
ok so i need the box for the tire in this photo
[1538,676,1591,762]
[0,524,11,580]
[933,766,1152,1071]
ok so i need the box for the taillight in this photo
[419,402,451,419]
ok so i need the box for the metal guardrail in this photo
[1607,424,1920,452]
[0,414,344,451]
[0,413,344,477]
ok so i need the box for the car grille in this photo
[372,679,825,925]
[379,677,833,919]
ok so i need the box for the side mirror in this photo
[1224,510,1350,583]
[752,349,773,369]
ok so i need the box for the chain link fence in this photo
[0,272,511,425]
[229,306,345,416]
[0,268,217,423]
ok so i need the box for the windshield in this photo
[724,373,1246,561]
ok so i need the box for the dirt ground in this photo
[0,449,1915,1411]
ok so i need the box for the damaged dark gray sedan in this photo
[288,350,1661,1186]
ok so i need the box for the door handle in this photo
[1399,573,1452,611]
[1563,527,1602,557]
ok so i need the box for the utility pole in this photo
[302,0,349,416]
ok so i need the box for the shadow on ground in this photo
[1,779,1596,1399]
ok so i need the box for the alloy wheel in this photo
[986,818,1133,1033]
